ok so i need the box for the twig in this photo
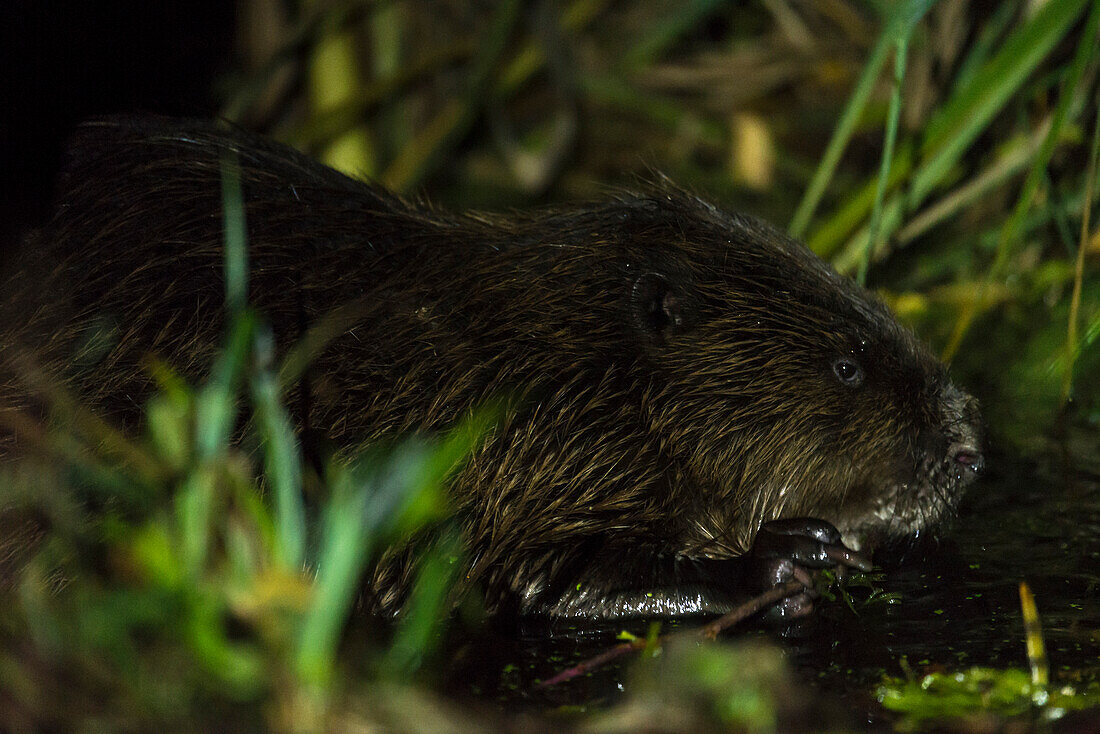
[535,638,648,689]
[535,580,805,688]
[697,580,804,640]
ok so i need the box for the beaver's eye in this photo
[832,358,864,387]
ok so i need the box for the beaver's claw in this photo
[747,518,871,621]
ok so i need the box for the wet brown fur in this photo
[1,117,981,616]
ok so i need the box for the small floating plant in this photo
[876,583,1100,727]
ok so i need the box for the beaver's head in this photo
[618,193,983,555]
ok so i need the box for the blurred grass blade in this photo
[789,28,892,238]
[834,117,1054,270]
[909,0,1088,208]
[1063,92,1100,403]
[219,151,248,319]
[290,41,476,151]
[860,31,911,285]
[621,0,728,69]
[381,532,463,677]
[789,0,930,240]
[2,352,164,488]
[251,325,307,571]
[228,474,277,572]
[808,145,912,259]
[835,189,904,274]
[145,360,193,473]
[185,597,266,698]
[895,123,1048,245]
[194,312,255,460]
[176,465,217,577]
[296,409,497,686]
[17,564,65,653]
[812,0,1087,258]
[944,0,1100,359]
[0,407,155,507]
[580,74,726,145]
[497,0,609,95]
[195,151,256,461]
[374,404,501,537]
[308,4,376,178]
[1082,307,1100,356]
[949,0,1019,95]
[277,296,376,389]
[382,0,521,190]
[854,0,930,280]
[220,3,364,122]
[295,462,373,687]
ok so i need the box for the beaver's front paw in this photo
[747,518,871,621]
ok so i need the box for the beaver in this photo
[1,116,983,619]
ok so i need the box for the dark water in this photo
[440,435,1100,718]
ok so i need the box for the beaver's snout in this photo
[951,445,984,479]
[938,382,984,485]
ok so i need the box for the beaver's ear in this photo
[631,272,688,336]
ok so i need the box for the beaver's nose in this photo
[951,445,984,479]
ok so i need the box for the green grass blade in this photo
[807,145,912,258]
[860,32,910,285]
[185,597,266,697]
[194,311,255,461]
[381,532,463,677]
[580,74,727,145]
[219,152,248,319]
[944,0,1100,360]
[1063,79,1100,402]
[296,462,372,687]
[296,407,497,687]
[989,3,1100,279]
[909,0,1088,208]
[835,194,904,275]
[380,405,500,537]
[145,392,191,473]
[894,125,1046,245]
[250,326,307,571]
[381,0,521,190]
[789,28,893,239]
[832,119,1054,267]
[949,0,1020,95]
[811,0,1087,259]
[620,0,728,69]
[497,0,609,95]
[295,444,436,688]
[277,296,376,390]
[1082,305,1100,356]
[175,466,217,577]
[193,151,256,462]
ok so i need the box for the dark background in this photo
[1,1,235,247]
